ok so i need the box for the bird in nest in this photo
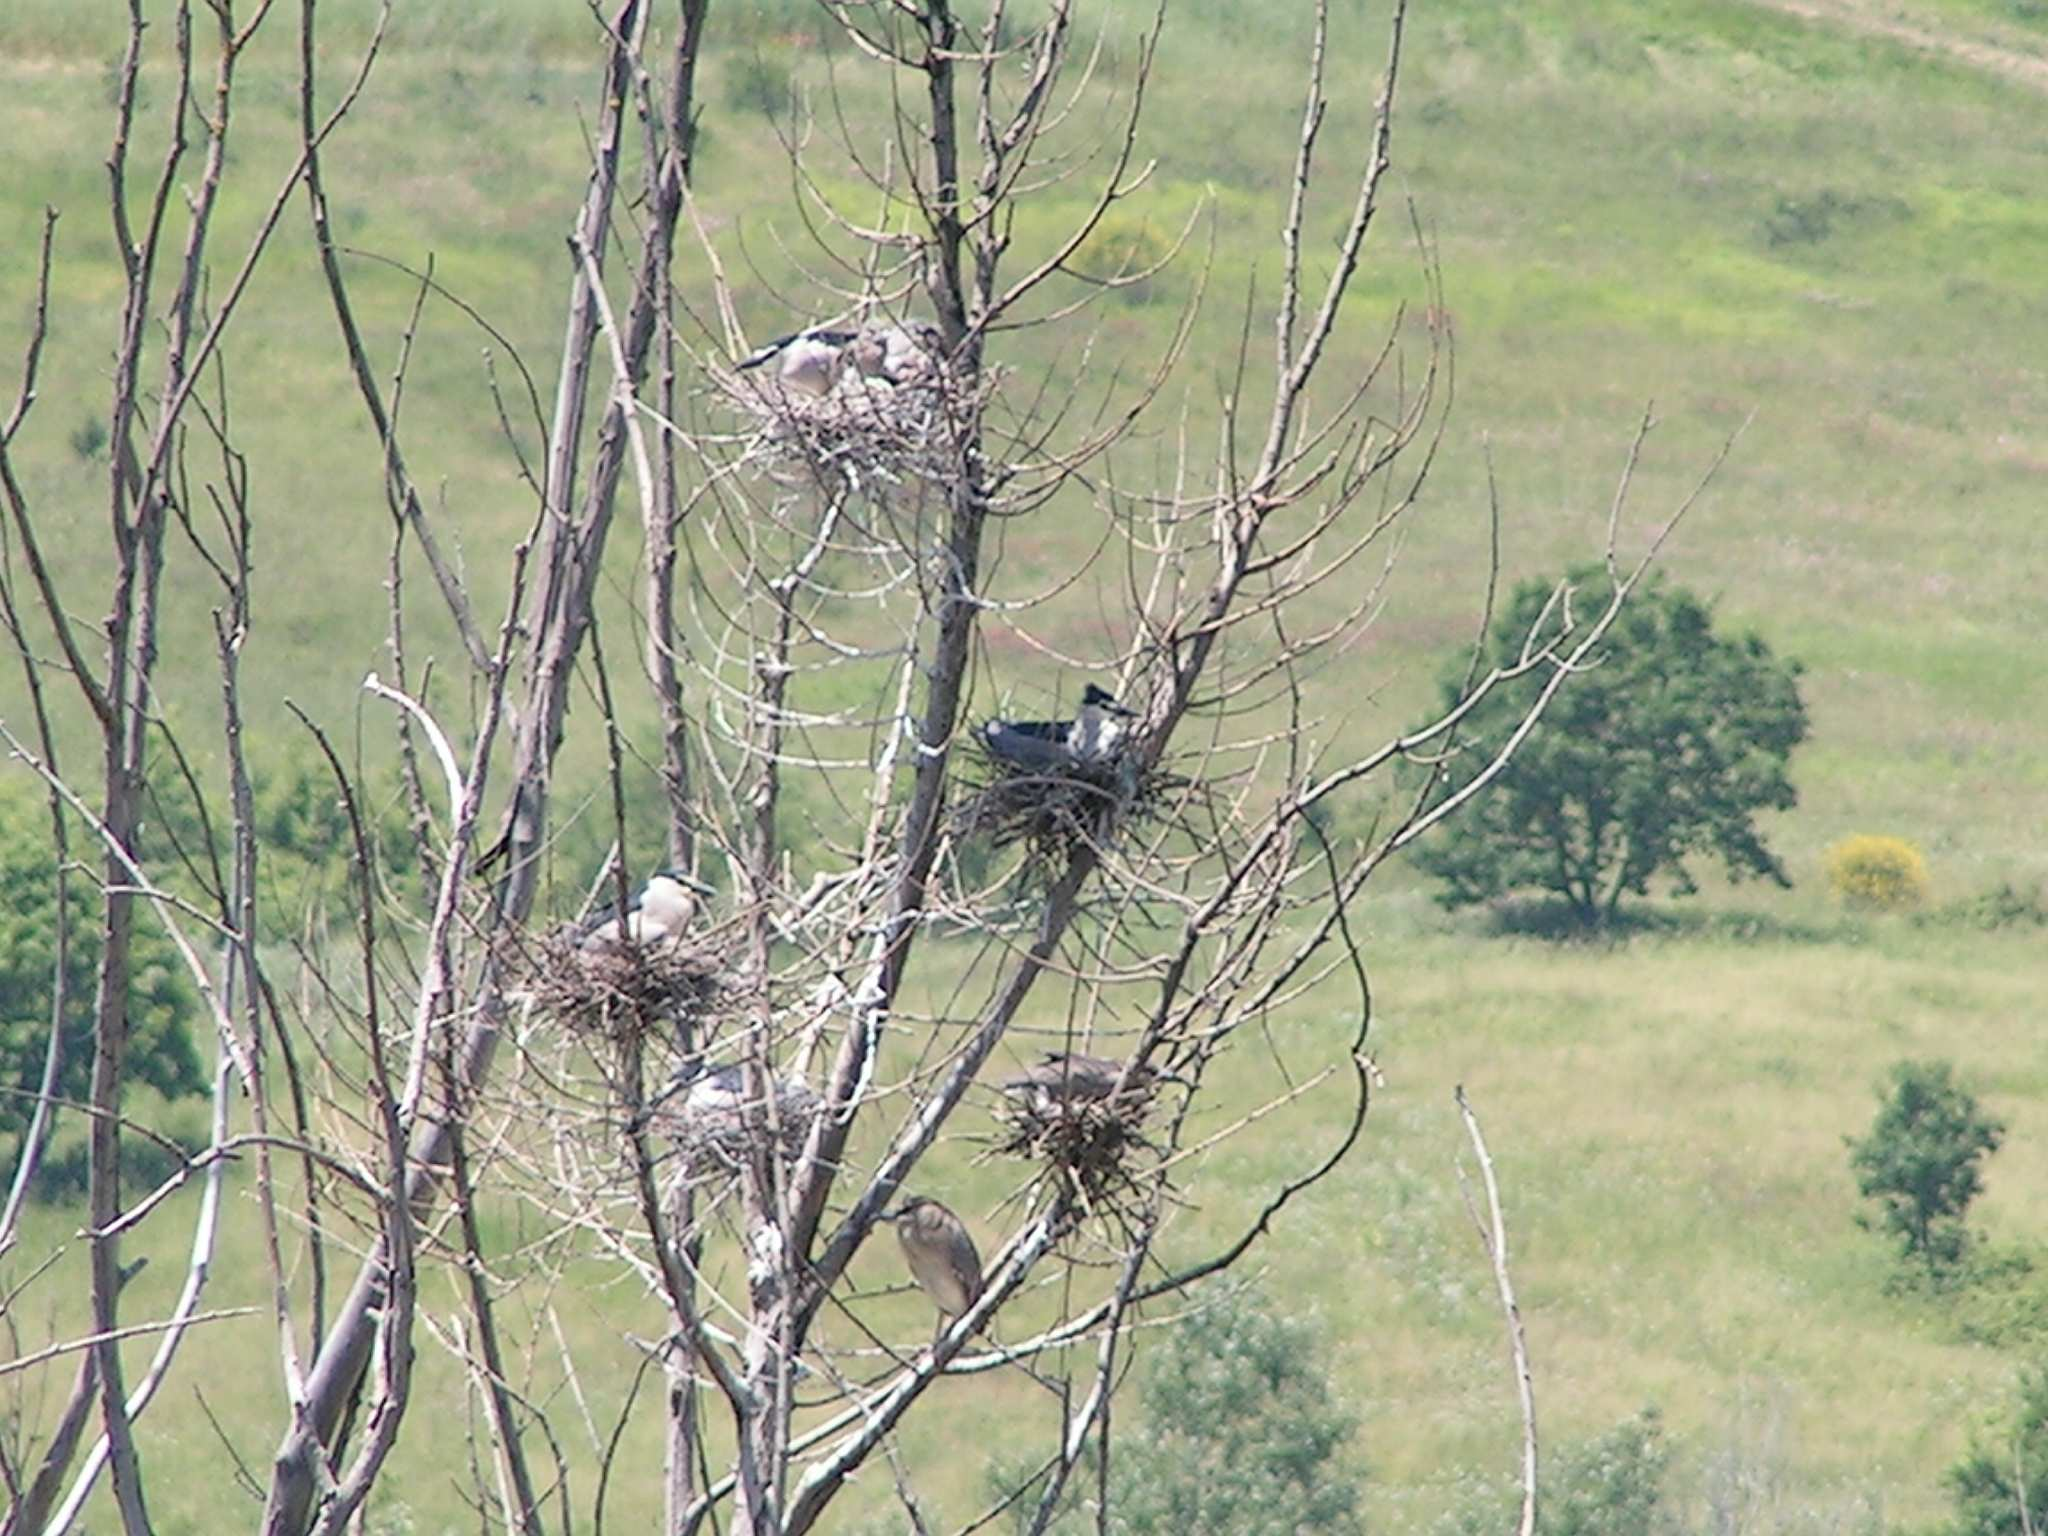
[737,319,944,397]
[577,869,714,952]
[648,1058,817,1121]
[998,1050,1184,1114]
[882,1195,984,1344]
[979,684,1137,774]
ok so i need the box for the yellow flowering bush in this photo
[1826,835,1930,911]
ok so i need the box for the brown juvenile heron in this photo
[882,1196,983,1343]
[999,1050,1179,1113]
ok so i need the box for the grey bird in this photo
[999,1050,1179,1113]
[980,684,1136,772]
[737,328,860,397]
[882,1196,983,1342]
[577,868,713,951]
[649,1058,817,1122]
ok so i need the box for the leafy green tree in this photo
[1848,1059,2004,1274]
[1410,565,1808,927]
[0,778,203,1144]
[1938,1362,2048,1536]
[1431,1407,1675,1536]
[1547,1409,1674,1536]
[990,1289,1365,1534]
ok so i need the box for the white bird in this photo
[650,1058,818,1120]
[737,328,861,397]
[979,684,1136,772]
[577,868,713,951]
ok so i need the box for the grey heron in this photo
[999,1050,1181,1113]
[737,328,860,397]
[979,684,1136,772]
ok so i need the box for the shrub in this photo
[986,1288,1365,1534]
[1938,1363,2048,1536]
[1921,881,2048,932]
[1847,1059,2004,1275]
[1825,834,1929,911]
[0,778,204,1150]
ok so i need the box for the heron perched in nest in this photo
[980,684,1136,773]
[644,1058,820,1174]
[999,1051,1182,1114]
[737,327,859,396]
[847,319,944,384]
[739,318,944,396]
[577,869,714,951]
[883,1196,983,1343]
[651,1058,815,1119]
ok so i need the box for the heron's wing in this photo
[576,894,641,938]
[981,723,1079,771]
[737,332,804,370]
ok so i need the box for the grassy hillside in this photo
[3,0,2047,1530]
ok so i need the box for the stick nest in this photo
[517,932,729,1048]
[710,364,998,493]
[993,1093,1161,1213]
[954,745,1181,865]
[650,1079,821,1180]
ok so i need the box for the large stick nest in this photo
[992,1092,1164,1215]
[710,360,998,494]
[953,743,1184,865]
[514,931,730,1049]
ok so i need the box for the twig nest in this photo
[709,356,997,493]
[954,741,1179,864]
[994,1090,1159,1211]
[518,930,727,1047]
[648,1069,821,1179]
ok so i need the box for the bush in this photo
[0,778,205,1149]
[1847,1060,2004,1276]
[1548,1408,1675,1536]
[1937,1364,2048,1536]
[1921,881,2048,932]
[986,1288,1365,1534]
[1408,566,1808,928]
[1825,835,1929,911]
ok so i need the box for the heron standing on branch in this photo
[883,1196,983,1344]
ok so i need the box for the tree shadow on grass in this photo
[1476,897,1855,947]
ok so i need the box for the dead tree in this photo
[0,2,1716,1534]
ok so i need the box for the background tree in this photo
[1937,1362,2048,1536]
[990,1288,1366,1535]
[1410,563,1807,927]
[0,778,202,1143]
[1848,1058,2005,1275]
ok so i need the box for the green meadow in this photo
[3,0,2047,1529]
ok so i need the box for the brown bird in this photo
[883,1196,983,1342]
[999,1051,1177,1113]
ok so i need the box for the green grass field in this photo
[3,0,2047,1529]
